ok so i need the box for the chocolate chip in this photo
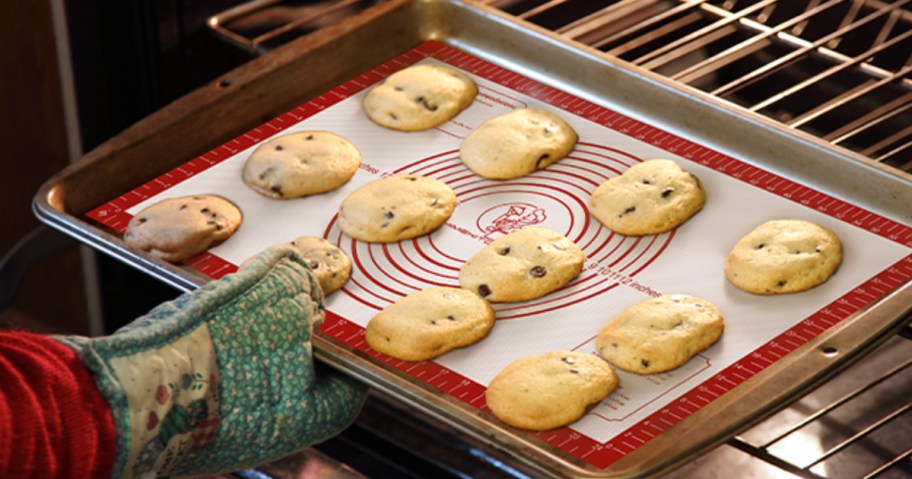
[201,208,210,214]
[270,185,283,197]
[498,247,510,256]
[619,206,637,217]
[477,284,491,297]
[569,368,579,374]
[642,179,652,185]
[756,243,766,250]
[394,85,404,91]
[777,280,788,287]
[137,217,147,224]
[275,145,283,151]
[179,204,187,210]
[661,188,674,198]
[306,134,314,140]
[384,211,395,219]
[530,266,547,278]
[416,96,438,111]
[641,358,650,368]
[308,261,320,269]
[446,315,456,321]
[561,356,575,365]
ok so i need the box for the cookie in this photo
[485,351,618,431]
[363,64,478,131]
[459,227,585,302]
[364,287,496,361]
[337,174,457,243]
[242,131,361,199]
[290,236,352,296]
[459,108,578,180]
[725,219,843,294]
[588,159,705,236]
[124,194,242,263]
[595,294,724,374]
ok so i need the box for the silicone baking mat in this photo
[87,40,912,469]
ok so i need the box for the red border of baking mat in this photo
[86,40,912,469]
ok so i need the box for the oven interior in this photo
[61,0,911,477]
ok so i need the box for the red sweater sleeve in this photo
[0,331,117,478]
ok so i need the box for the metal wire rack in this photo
[209,0,912,173]
[207,0,380,53]
[724,331,912,479]
[206,1,912,477]
[479,0,912,172]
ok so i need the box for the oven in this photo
[46,1,912,478]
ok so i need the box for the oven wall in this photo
[0,0,255,334]
[65,0,259,332]
[0,0,90,334]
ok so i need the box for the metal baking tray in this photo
[33,1,912,477]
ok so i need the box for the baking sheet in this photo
[85,40,912,471]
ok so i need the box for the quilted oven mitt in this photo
[55,245,367,478]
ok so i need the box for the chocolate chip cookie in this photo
[588,159,705,236]
[459,227,585,302]
[124,194,242,263]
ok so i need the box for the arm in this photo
[0,331,116,478]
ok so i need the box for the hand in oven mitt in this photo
[56,245,367,478]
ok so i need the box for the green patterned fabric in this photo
[56,245,366,478]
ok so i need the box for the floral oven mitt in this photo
[56,245,366,478]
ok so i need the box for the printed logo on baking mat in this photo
[478,202,547,239]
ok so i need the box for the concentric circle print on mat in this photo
[325,143,674,319]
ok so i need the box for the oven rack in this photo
[723,328,912,479]
[207,0,381,54]
[485,0,912,173]
[208,0,912,174]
